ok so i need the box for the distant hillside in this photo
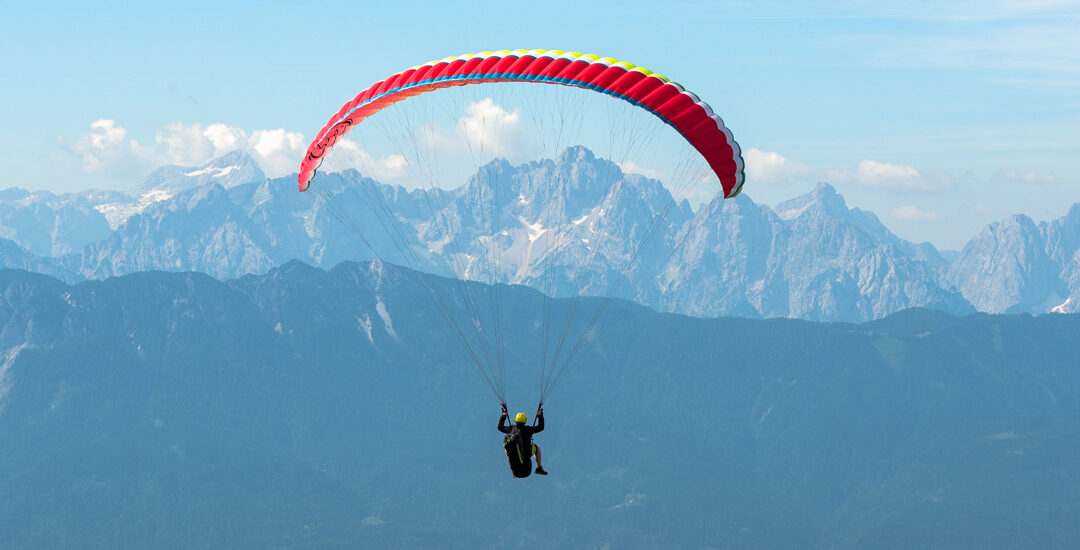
[0,263,1077,548]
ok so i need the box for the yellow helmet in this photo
[514,412,528,424]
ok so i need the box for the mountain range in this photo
[1,148,1078,321]
[0,263,1076,548]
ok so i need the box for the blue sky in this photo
[2,0,1078,249]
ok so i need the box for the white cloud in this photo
[142,121,219,166]
[205,123,246,153]
[249,128,307,176]
[61,119,310,180]
[825,159,933,190]
[458,98,527,159]
[744,148,810,184]
[86,119,127,149]
[326,139,408,181]
[64,119,131,174]
[855,159,920,182]
[618,160,665,181]
[998,169,1060,184]
[891,205,939,221]
[422,98,537,163]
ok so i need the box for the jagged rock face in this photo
[71,184,279,280]
[1043,205,1080,313]
[0,238,81,283]
[136,149,266,196]
[657,185,970,321]
[657,195,783,319]
[71,151,269,231]
[947,210,1075,314]
[0,188,113,256]
[424,147,693,302]
[769,186,971,321]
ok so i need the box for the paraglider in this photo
[499,403,546,477]
[296,50,745,477]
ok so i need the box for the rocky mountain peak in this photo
[774,182,848,220]
[137,150,266,196]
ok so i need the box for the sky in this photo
[2,0,1078,250]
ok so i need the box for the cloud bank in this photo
[60,120,309,181]
[824,159,934,190]
[60,119,411,184]
[59,98,547,188]
[420,98,538,164]
[744,148,810,184]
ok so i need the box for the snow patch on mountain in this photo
[777,201,813,220]
[375,300,397,340]
[518,216,548,242]
[0,344,30,415]
[1051,297,1071,313]
[357,314,374,342]
[93,189,176,229]
[183,165,242,178]
[138,150,265,196]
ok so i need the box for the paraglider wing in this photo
[297,49,745,198]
